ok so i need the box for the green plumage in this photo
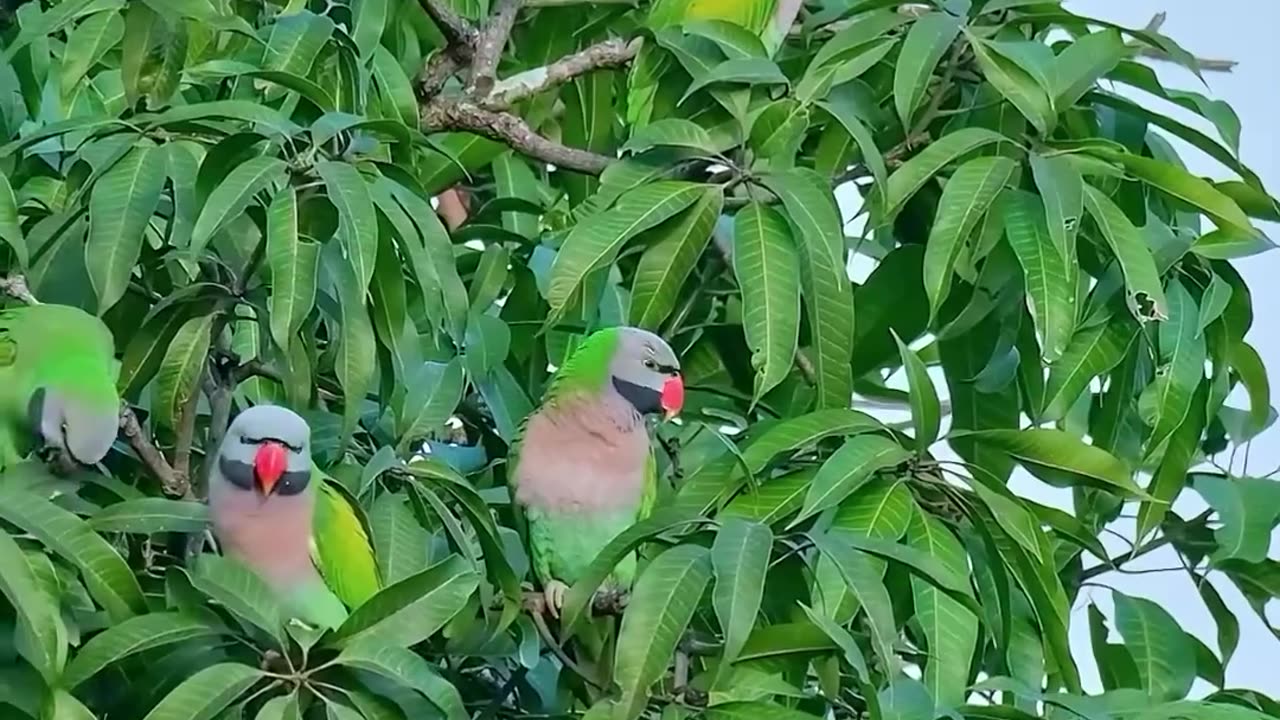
[311,466,382,610]
[0,303,120,471]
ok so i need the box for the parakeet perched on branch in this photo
[0,303,120,472]
[208,405,380,630]
[509,326,684,620]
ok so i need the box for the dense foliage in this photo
[1,0,1278,718]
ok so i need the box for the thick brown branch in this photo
[120,408,184,497]
[417,0,477,52]
[468,0,523,97]
[481,37,641,110]
[421,99,613,174]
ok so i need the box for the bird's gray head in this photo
[28,389,119,466]
[608,327,684,420]
[217,405,312,497]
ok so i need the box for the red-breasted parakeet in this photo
[0,303,120,472]
[208,405,381,630]
[509,326,684,619]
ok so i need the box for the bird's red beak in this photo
[661,374,684,421]
[254,441,288,496]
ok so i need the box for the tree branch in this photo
[481,37,640,110]
[120,408,183,497]
[467,0,522,97]
[421,99,613,174]
[418,0,477,52]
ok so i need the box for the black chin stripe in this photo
[27,387,45,440]
[613,377,663,415]
[219,456,255,491]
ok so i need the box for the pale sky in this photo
[832,0,1279,697]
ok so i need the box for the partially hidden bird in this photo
[208,404,381,630]
[0,302,120,473]
[509,326,684,623]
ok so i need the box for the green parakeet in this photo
[208,405,381,630]
[508,326,684,621]
[0,302,120,472]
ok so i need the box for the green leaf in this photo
[894,12,963,128]
[266,186,320,352]
[61,611,223,689]
[491,152,540,239]
[894,334,940,452]
[1197,274,1233,335]
[811,478,912,623]
[317,161,379,295]
[140,663,264,720]
[954,429,1146,498]
[261,10,333,75]
[796,435,910,525]
[351,0,388,58]
[1052,29,1127,110]
[1195,574,1240,669]
[1137,383,1207,542]
[757,169,854,409]
[0,487,146,622]
[86,143,166,312]
[1192,227,1277,260]
[330,554,478,649]
[711,519,772,668]
[1138,279,1206,457]
[621,119,718,154]
[630,186,722,329]
[967,32,1055,134]
[0,170,26,267]
[733,203,802,403]
[923,157,1017,319]
[1113,592,1196,701]
[190,554,286,646]
[0,527,65,683]
[1193,476,1280,564]
[614,544,713,720]
[397,359,465,454]
[89,498,211,534]
[798,603,870,681]
[1228,340,1271,439]
[333,639,466,720]
[883,128,1008,219]
[810,532,898,675]
[1002,189,1076,361]
[61,10,125,97]
[675,409,883,515]
[748,100,809,161]
[819,93,887,202]
[1028,151,1083,281]
[1042,314,1139,422]
[906,511,977,708]
[546,181,703,321]
[368,492,430,584]
[706,703,823,720]
[1083,184,1169,321]
[683,57,789,102]
[190,157,288,257]
[1093,150,1255,236]
[327,255,377,450]
[153,313,214,429]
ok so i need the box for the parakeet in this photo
[509,326,684,620]
[0,303,120,472]
[208,405,380,630]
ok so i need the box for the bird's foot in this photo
[543,580,570,620]
[592,587,629,615]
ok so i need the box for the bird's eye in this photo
[643,358,657,370]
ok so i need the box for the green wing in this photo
[310,467,381,610]
[281,582,349,631]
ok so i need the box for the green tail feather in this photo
[283,581,348,631]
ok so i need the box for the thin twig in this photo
[120,408,183,496]
[468,0,523,97]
